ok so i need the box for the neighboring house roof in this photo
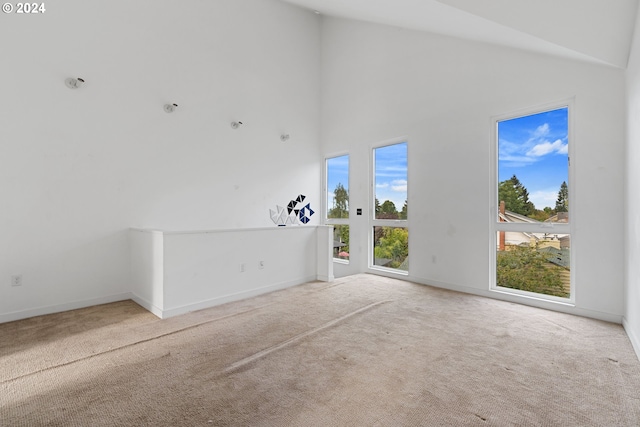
[545,212,569,223]
[374,258,392,267]
[499,209,569,246]
[499,210,540,224]
[500,210,540,242]
[538,247,570,268]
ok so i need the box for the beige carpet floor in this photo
[1,274,639,426]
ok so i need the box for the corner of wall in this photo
[316,225,334,282]
[623,317,640,361]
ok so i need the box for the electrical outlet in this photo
[11,275,22,287]
[258,261,264,269]
[240,263,245,273]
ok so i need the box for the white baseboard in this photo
[0,276,319,323]
[158,276,317,319]
[406,275,624,324]
[130,294,164,319]
[317,274,334,282]
[623,318,640,362]
[0,292,134,324]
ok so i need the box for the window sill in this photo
[490,286,574,306]
[368,265,408,276]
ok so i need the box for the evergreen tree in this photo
[498,174,535,216]
[555,181,568,213]
[328,183,348,219]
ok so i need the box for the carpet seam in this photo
[0,281,351,384]
[223,299,393,374]
[0,303,275,385]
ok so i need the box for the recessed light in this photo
[164,103,178,113]
[65,77,85,89]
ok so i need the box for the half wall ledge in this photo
[129,225,334,319]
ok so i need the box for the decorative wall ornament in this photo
[269,194,314,226]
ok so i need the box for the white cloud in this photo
[376,183,389,189]
[526,139,567,157]
[498,154,537,167]
[499,139,537,166]
[530,189,558,209]
[391,179,407,192]
[533,123,550,138]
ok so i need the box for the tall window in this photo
[372,142,408,272]
[493,105,572,300]
[326,155,349,262]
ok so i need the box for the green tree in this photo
[374,227,408,269]
[498,175,535,216]
[399,200,408,220]
[328,183,348,219]
[496,246,568,298]
[555,181,568,213]
[530,208,554,222]
[375,198,381,216]
[379,200,398,219]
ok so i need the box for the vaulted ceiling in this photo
[280,0,639,68]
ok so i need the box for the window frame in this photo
[369,137,409,275]
[489,99,575,304]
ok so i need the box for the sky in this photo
[498,107,569,210]
[327,154,349,215]
[326,142,408,217]
[374,142,408,211]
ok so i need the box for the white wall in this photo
[162,227,321,317]
[625,8,640,356]
[130,229,164,317]
[0,0,321,321]
[321,17,627,321]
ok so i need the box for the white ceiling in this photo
[280,0,639,68]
